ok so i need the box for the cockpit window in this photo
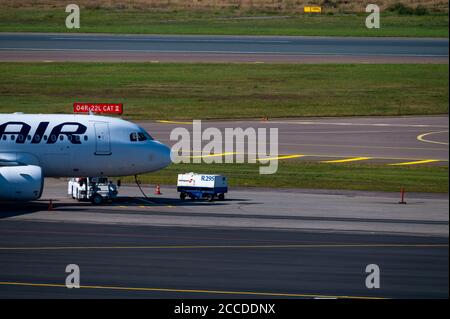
[138,132,147,141]
[142,131,154,141]
[138,132,151,142]
[130,130,154,142]
[137,126,154,141]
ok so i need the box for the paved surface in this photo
[143,116,449,165]
[2,180,448,237]
[0,221,447,299]
[0,180,447,298]
[0,33,448,63]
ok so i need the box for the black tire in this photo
[180,192,187,200]
[207,194,215,202]
[218,193,225,201]
[91,194,103,205]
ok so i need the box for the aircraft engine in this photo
[0,165,44,201]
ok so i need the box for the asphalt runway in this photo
[0,33,448,63]
[0,179,448,298]
[143,116,449,165]
[0,117,448,298]
[2,180,449,236]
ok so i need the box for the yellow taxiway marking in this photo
[0,281,384,299]
[181,150,448,163]
[182,153,303,161]
[321,157,371,164]
[157,120,192,125]
[293,143,445,151]
[0,243,446,251]
[257,154,304,161]
[269,120,449,129]
[388,159,440,166]
[417,131,449,146]
[187,152,236,159]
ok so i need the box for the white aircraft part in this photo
[0,113,172,201]
[0,165,44,201]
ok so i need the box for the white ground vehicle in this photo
[177,172,228,201]
[68,177,119,205]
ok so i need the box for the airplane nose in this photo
[153,142,172,170]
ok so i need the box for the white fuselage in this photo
[0,114,171,178]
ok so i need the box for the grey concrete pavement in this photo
[0,178,447,299]
[1,179,448,237]
[0,33,448,63]
[0,220,447,298]
[142,116,449,164]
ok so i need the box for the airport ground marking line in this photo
[181,150,448,162]
[417,131,449,146]
[0,244,447,251]
[180,153,304,161]
[388,159,441,166]
[166,139,446,151]
[50,37,292,44]
[321,157,371,164]
[157,120,193,125]
[186,152,237,159]
[1,47,447,58]
[269,121,449,129]
[0,281,385,299]
[283,143,446,151]
[257,154,304,161]
[182,142,445,151]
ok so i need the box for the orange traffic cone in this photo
[48,200,54,211]
[154,184,162,195]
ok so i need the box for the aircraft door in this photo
[94,122,111,155]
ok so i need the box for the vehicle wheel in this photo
[180,192,187,200]
[218,193,225,201]
[91,194,103,205]
[207,194,215,202]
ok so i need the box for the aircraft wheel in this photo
[91,194,103,205]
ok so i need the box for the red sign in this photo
[73,103,123,115]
